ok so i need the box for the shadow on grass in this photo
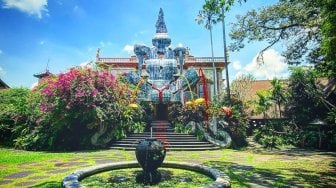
[289,167,336,187]
[240,146,336,158]
[203,161,336,187]
[31,181,60,188]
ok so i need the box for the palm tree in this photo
[270,79,287,118]
[221,7,231,104]
[196,0,221,99]
[255,90,273,118]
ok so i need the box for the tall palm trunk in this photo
[210,27,217,98]
[222,8,231,105]
[278,101,282,118]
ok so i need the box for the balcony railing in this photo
[97,56,225,63]
[97,57,137,63]
[185,57,225,63]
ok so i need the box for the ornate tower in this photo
[152,8,171,55]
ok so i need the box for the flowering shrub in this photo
[211,96,248,147]
[169,102,207,126]
[26,67,145,150]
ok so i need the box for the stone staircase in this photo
[110,120,220,151]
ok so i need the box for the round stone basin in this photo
[62,161,230,188]
[81,168,212,187]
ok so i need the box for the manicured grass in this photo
[0,147,335,187]
[0,149,75,165]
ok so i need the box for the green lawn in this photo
[0,147,335,187]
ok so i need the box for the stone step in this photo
[151,125,171,128]
[150,121,171,124]
[151,125,172,128]
[151,128,174,132]
[131,132,192,136]
[125,137,198,141]
[114,140,211,145]
[111,143,215,147]
[121,139,200,143]
[109,146,220,151]
[128,134,195,138]
[109,121,220,151]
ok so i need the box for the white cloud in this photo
[0,49,3,54]
[238,49,289,80]
[123,44,134,54]
[2,0,48,19]
[30,81,38,89]
[232,60,242,70]
[39,40,45,45]
[79,60,93,68]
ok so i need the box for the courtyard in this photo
[0,146,335,187]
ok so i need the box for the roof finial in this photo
[46,59,50,73]
[155,8,167,33]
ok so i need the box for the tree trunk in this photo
[278,102,282,118]
[318,126,322,149]
[221,8,231,104]
[209,28,217,99]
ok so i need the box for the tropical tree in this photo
[285,67,325,126]
[284,67,331,148]
[230,0,321,64]
[196,0,221,98]
[270,78,287,118]
[230,73,255,104]
[254,89,273,118]
[318,0,336,77]
[198,0,247,102]
[229,0,335,77]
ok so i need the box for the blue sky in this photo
[0,0,289,88]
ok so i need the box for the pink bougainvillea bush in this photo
[23,67,144,150]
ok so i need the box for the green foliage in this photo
[196,0,222,30]
[168,103,206,126]
[285,67,325,128]
[230,0,322,65]
[254,120,288,149]
[229,0,335,77]
[195,128,206,141]
[33,67,145,150]
[197,0,247,27]
[173,122,192,134]
[284,67,336,149]
[0,88,40,147]
[1,67,146,151]
[269,79,288,118]
[168,103,206,139]
[213,96,248,147]
[318,0,336,77]
[252,89,273,118]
